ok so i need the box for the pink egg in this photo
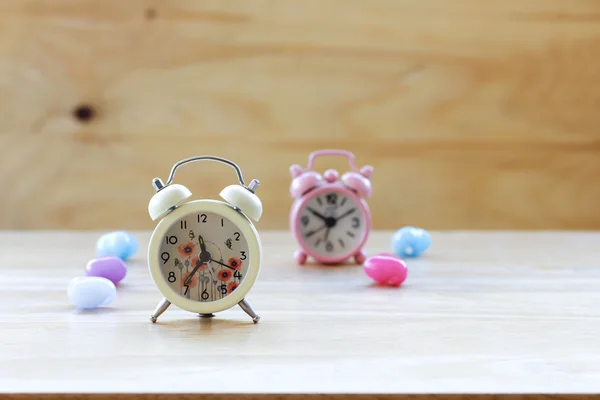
[363,254,407,287]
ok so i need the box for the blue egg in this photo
[68,276,117,309]
[96,231,138,260]
[391,226,431,257]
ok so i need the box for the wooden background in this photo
[1,0,599,231]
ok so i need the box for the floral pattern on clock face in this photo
[159,211,250,302]
[298,191,365,257]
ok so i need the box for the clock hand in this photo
[305,225,327,238]
[210,258,237,271]
[335,208,356,221]
[193,234,215,282]
[184,259,206,285]
[324,227,331,242]
[198,234,207,253]
[205,260,217,282]
[306,207,327,221]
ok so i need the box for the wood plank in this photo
[1,231,599,396]
[0,1,600,230]
[0,396,598,400]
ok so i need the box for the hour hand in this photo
[198,234,207,253]
[306,207,327,221]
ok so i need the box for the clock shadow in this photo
[70,307,118,315]
[152,315,255,333]
[300,260,362,270]
[366,282,405,290]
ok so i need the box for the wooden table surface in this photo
[1,231,599,398]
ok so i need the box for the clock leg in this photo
[238,298,261,323]
[354,249,367,264]
[150,298,171,323]
[294,249,307,265]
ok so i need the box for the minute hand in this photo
[335,208,356,221]
[184,259,206,285]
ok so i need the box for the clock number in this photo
[201,289,209,300]
[352,217,360,229]
[180,220,187,229]
[234,270,242,279]
[240,251,247,260]
[167,272,176,283]
[301,215,309,226]
[326,193,338,205]
[234,232,240,241]
[221,218,224,227]
[161,252,170,264]
[198,214,207,223]
[165,236,178,245]
[325,241,334,252]
[219,284,228,295]
[183,285,190,296]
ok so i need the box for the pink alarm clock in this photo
[289,149,373,265]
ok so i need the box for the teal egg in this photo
[96,231,138,260]
[391,226,431,257]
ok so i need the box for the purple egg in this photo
[85,256,127,285]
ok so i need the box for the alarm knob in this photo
[148,183,192,221]
[341,171,372,199]
[289,171,322,197]
[220,180,263,222]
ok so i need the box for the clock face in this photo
[297,190,366,258]
[159,211,250,303]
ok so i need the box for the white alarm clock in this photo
[147,156,263,324]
